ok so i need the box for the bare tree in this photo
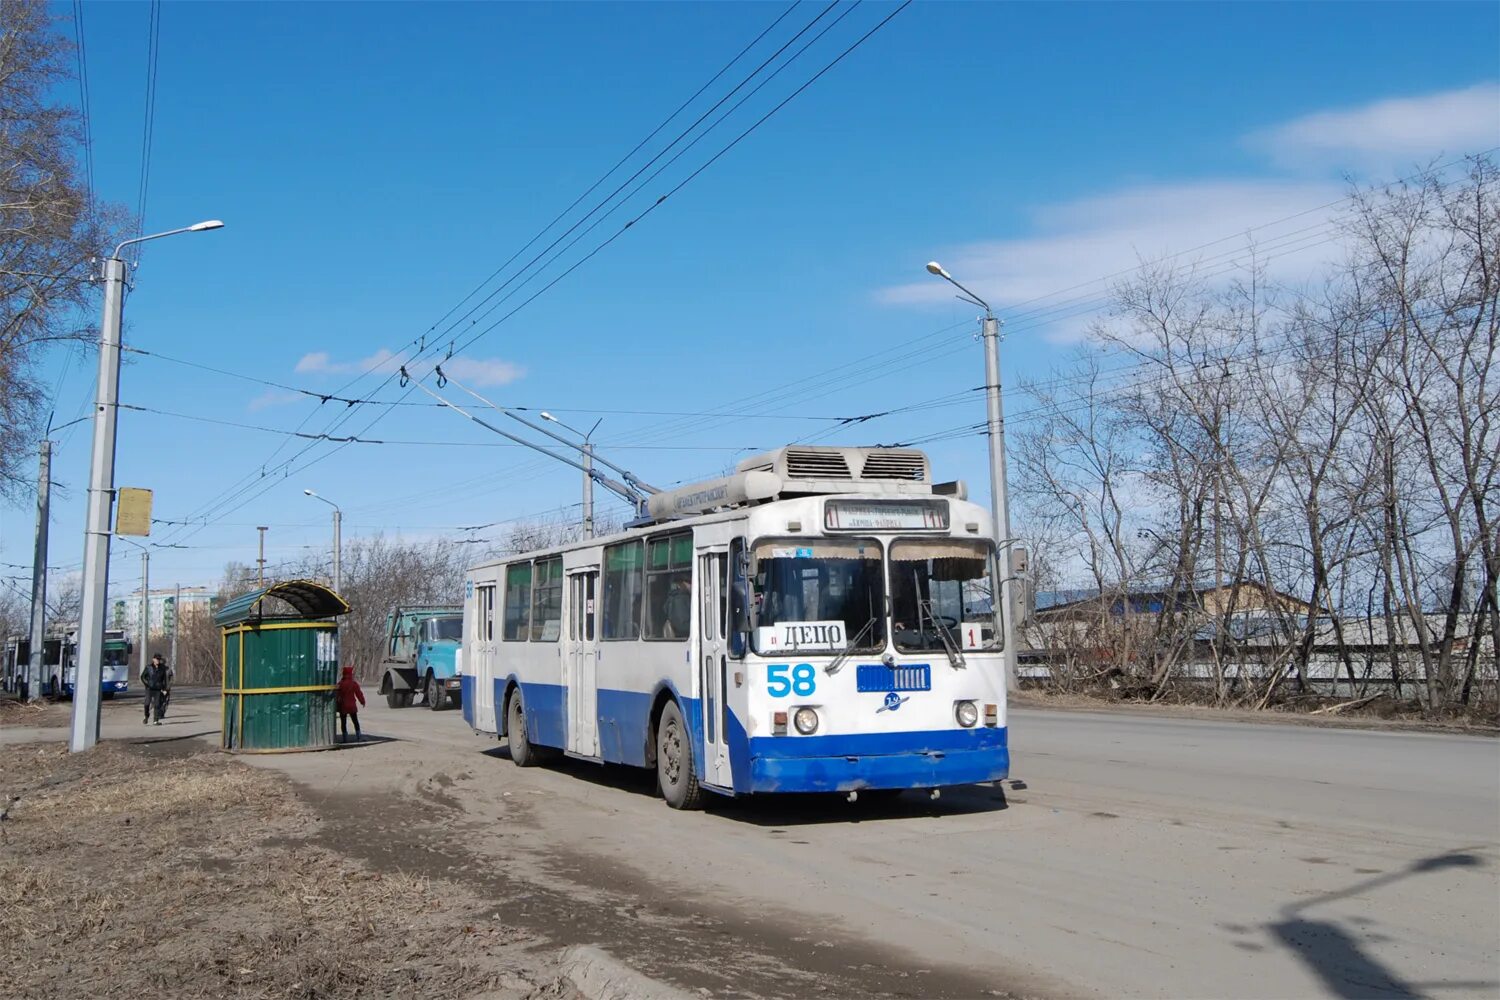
[1,0,125,499]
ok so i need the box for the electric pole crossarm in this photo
[405,376,647,509]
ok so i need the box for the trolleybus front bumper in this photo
[745,727,1008,794]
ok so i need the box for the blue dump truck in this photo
[378,606,463,711]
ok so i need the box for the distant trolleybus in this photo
[461,446,1010,809]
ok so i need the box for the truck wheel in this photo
[386,690,404,709]
[399,690,414,708]
[426,675,445,711]
[657,701,703,810]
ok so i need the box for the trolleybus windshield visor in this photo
[750,539,885,655]
[890,539,1002,652]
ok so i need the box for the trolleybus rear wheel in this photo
[656,701,703,810]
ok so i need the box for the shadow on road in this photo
[129,729,221,747]
[479,745,1010,824]
[1270,849,1494,999]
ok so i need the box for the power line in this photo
[150,4,913,544]
[70,0,94,204]
[131,0,163,264]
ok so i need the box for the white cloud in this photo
[878,82,1499,343]
[292,348,524,387]
[294,348,400,376]
[879,179,1341,342]
[247,389,302,411]
[441,357,526,387]
[1249,82,1500,170]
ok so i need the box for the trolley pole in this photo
[26,440,51,702]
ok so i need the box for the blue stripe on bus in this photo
[745,726,1008,794]
[460,674,476,728]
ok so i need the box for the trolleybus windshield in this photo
[890,539,1002,652]
[750,538,885,654]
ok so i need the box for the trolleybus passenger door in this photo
[566,569,600,758]
[697,550,731,788]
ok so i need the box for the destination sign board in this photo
[824,499,948,531]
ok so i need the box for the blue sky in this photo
[3,0,1497,600]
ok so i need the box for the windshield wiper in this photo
[914,571,966,670]
[826,617,877,675]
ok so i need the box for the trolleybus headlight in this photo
[793,707,820,735]
[955,700,979,728]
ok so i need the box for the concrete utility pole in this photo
[116,536,149,679]
[302,491,342,592]
[257,526,268,587]
[926,262,1019,692]
[71,219,223,753]
[26,440,51,702]
[540,413,603,539]
[170,584,180,671]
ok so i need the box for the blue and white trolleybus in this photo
[461,446,1010,809]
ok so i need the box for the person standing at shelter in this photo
[335,666,365,743]
[142,653,171,725]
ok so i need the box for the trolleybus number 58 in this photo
[767,663,816,698]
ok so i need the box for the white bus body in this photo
[462,447,1011,806]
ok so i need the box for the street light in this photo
[925,260,1018,692]
[303,490,343,594]
[71,219,225,753]
[540,412,603,539]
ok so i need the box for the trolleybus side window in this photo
[503,563,532,641]
[602,540,644,640]
[644,533,693,641]
[531,557,563,642]
[750,538,886,654]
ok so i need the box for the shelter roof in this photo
[213,580,349,626]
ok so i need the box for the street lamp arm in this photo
[303,490,341,514]
[112,220,224,261]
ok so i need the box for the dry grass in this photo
[0,742,570,1000]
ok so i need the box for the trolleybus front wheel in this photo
[656,701,703,810]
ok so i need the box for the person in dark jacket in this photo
[142,654,171,725]
[335,666,366,743]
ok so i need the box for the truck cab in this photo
[378,606,463,711]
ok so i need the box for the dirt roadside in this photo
[1011,688,1500,735]
[0,738,578,1000]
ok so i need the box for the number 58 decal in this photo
[768,663,816,697]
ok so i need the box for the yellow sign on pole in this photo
[116,487,153,536]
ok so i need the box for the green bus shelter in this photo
[216,580,350,753]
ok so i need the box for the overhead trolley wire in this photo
[130,0,162,264]
[149,4,844,544]
[153,2,915,546]
[71,1,95,204]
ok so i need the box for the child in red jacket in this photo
[335,666,366,744]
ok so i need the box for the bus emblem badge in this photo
[879,692,908,713]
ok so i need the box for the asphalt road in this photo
[9,692,1497,999]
